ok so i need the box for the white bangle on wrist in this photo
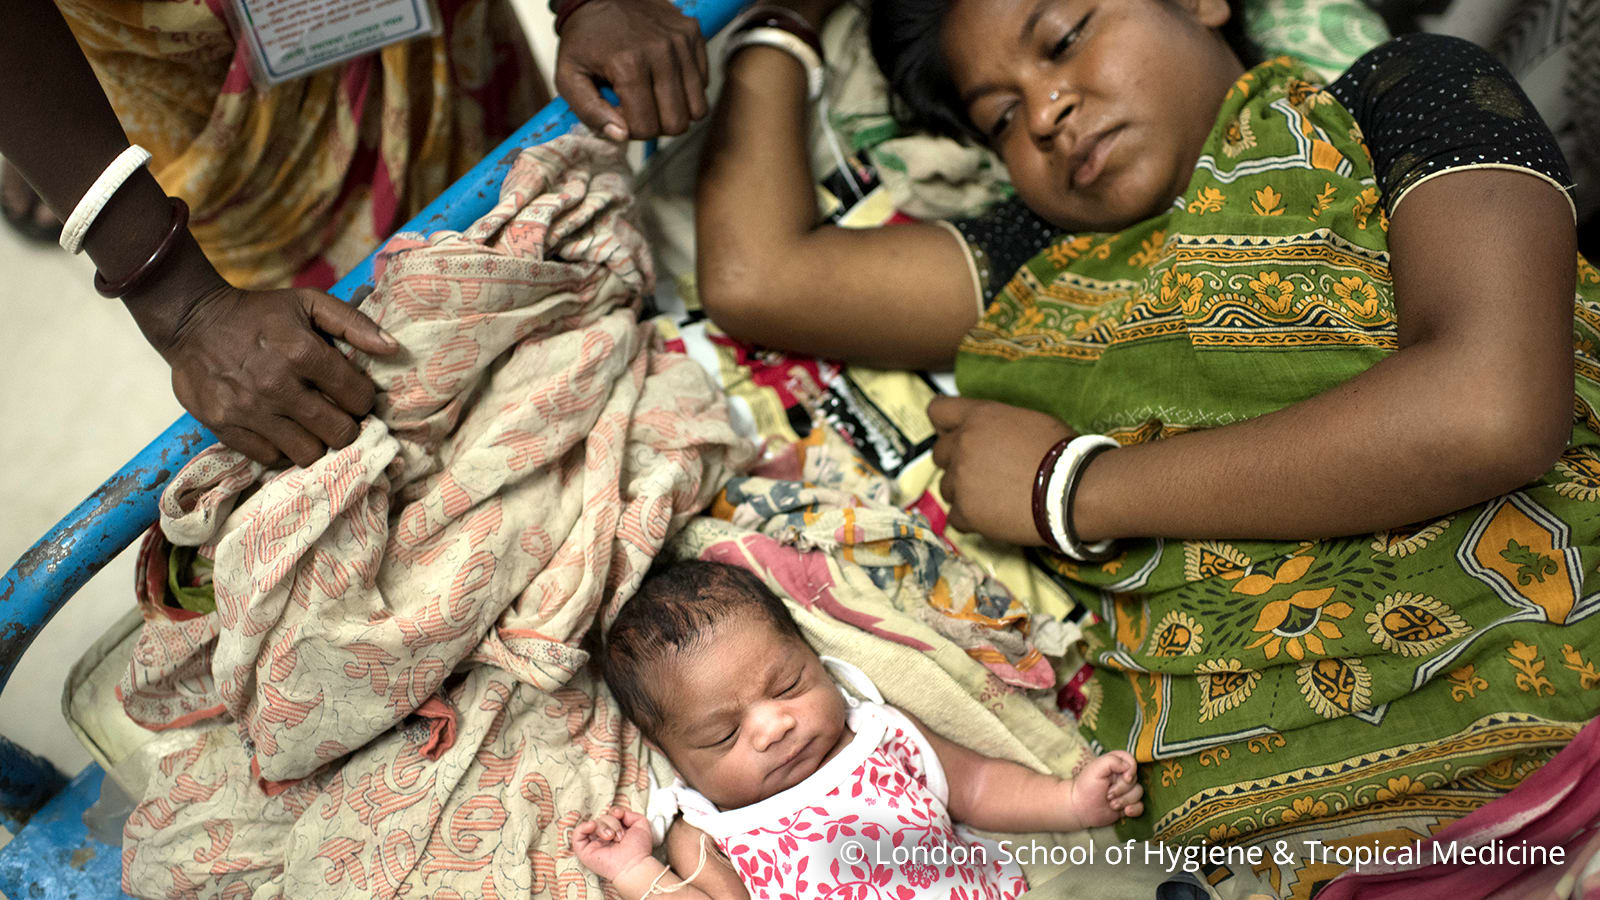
[723,28,825,101]
[59,144,153,254]
[1045,434,1119,562]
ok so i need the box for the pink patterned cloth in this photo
[116,135,754,899]
[1318,715,1600,900]
[666,676,1027,900]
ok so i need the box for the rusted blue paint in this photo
[0,415,207,696]
[0,0,749,705]
[0,765,131,899]
[0,735,66,828]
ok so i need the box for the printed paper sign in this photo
[231,0,435,85]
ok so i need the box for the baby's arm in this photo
[665,819,750,900]
[902,711,1143,833]
[573,806,744,900]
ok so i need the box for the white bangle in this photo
[1045,434,1118,562]
[59,144,153,254]
[724,28,825,101]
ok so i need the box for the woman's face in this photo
[941,0,1243,232]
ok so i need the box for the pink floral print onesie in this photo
[658,666,1027,900]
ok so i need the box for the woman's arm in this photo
[1074,168,1574,541]
[695,12,978,370]
[932,168,1576,544]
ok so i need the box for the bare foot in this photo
[1,159,62,243]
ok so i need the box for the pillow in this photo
[1243,0,1391,80]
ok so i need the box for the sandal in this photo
[1,159,63,245]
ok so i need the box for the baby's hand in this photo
[572,805,654,881]
[1067,751,1144,829]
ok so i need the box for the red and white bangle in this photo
[59,144,152,255]
[92,196,189,298]
[723,6,826,100]
[1032,434,1118,562]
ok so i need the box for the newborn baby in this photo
[573,560,1142,899]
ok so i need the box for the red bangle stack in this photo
[1030,437,1073,552]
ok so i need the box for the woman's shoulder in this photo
[947,196,1062,309]
[1327,32,1574,218]
[1331,32,1524,102]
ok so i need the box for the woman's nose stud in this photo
[1049,90,1060,101]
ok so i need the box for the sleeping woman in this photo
[692,0,1600,883]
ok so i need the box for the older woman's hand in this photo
[927,396,1073,546]
[555,0,708,141]
[138,281,399,468]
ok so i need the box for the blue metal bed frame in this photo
[0,0,743,891]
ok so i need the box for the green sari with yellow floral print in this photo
[955,55,1600,890]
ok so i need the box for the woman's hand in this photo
[573,805,655,881]
[927,396,1073,545]
[1065,751,1144,829]
[0,0,399,470]
[555,0,708,140]
[133,280,399,468]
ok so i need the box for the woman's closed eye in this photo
[988,105,1018,140]
[1050,11,1091,60]
[984,11,1093,140]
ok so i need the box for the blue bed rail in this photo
[0,0,748,808]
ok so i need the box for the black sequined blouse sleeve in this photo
[946,197,1063,310]
[1326,33,1574,217]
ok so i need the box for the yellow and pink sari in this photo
[55,0,544,289]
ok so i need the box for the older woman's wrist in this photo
[78,169,222,317]
[120,233,231,353]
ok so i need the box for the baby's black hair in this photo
[600,560,804,743]
[869,0,1262,144]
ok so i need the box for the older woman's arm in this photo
[932,167,1576,544]
[0,0,397,467]
[695,10,978,370]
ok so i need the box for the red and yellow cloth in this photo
[55,0,543,289]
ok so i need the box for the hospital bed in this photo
[0,1,1390,895]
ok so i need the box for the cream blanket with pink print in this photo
[117,135,754,898]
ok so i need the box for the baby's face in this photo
[650,613,850,810]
